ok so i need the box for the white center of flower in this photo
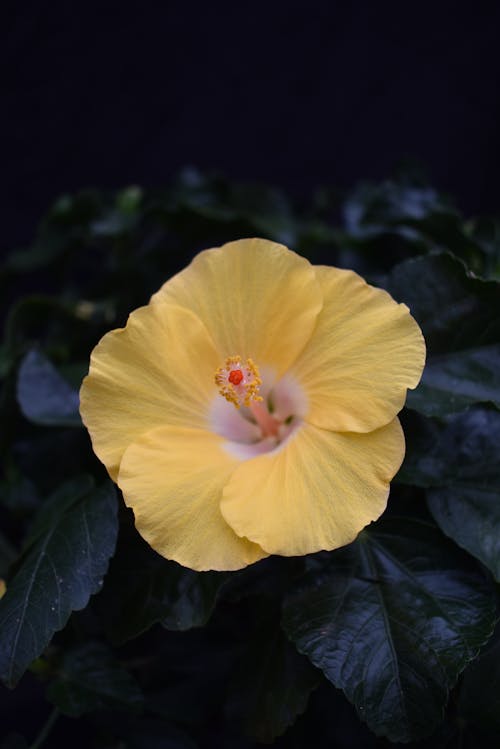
[212,357,307,458]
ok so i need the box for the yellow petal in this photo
[118,426,267,571]
[220,419,405,556]
[290,266,425,432]
[80,303,219,480]
[151,238,322,376]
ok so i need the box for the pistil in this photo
[248,400,281,438]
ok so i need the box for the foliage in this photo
[0,169,499,748]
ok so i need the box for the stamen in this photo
[215,356,263,409]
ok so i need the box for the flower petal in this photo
[118,426,267,571]
[151,238,323,375]
[290,266,426,432]
[80,303,219,480]
[220,419,405,556]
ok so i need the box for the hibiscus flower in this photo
[80,238,425,570]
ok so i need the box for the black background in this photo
[3,1,500,253]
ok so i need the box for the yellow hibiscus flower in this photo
[79,238,425,571]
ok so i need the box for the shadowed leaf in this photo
[47,641,143,716]
[399,407,500,580]
[17,349,81,427]
[226,609,320,742]
[459,619,500,731]
[387,252,500,416]
[283,514,495,743]
[0,477,118,687]
[98,519,229,644]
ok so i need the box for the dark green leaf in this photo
[465,215,500,278]
[386,252,500,415]
[5,191,104,272]
[170,168,298,245]
[341,176,495,276]
[99,520,229,644]
[344,180,456,238]
[4,296,84,357]
[282,514,495,743]
[0,477,118,687]
[47,641,143,717]
[399,407,500,580]
[17,349,81,427]
[429,486,500,581]
[407,346,500,416]
[459,619,500,731]
[90,187,143,237]
[160,568,229,632]
[226,611,320,742]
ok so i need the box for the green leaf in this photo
[386,252,500,416]
[169,168,298,245]
[459,619,500,731]
[399,407,500,580]
[344,180,457,238]
[17,349,81,427]
[99,519,229,644]
[341,177,495,276]
[4,296,84,357]
[90,186,143,237]
[0,477,118,687]
[465,215,500,278]
[47,641,143,716]
[160,569,229,631]
[429,486,500,582]
[282,514,495,743]
[5,191,104,272]
[226,610,321,742]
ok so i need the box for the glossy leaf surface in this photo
[399,407,500,580]
[283,515,495,743]
[387,253,500,416]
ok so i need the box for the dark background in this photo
[2,1,500,248]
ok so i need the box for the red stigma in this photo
[228,369,244,386]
